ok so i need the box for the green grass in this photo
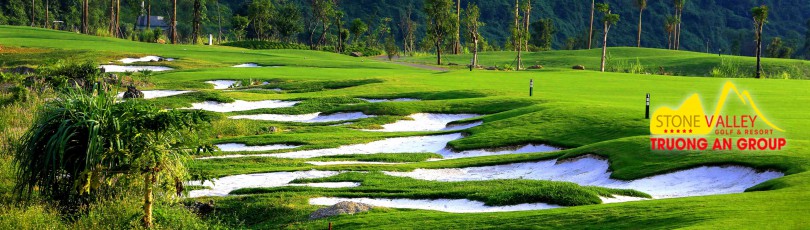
[2,26,810,229]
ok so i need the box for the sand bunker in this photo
[201,133,558,160]
[436,144,559,160]
[309,197,558,213]
[288,182,361,188]
[116,90,191,99]
[188,170,339,197]
[384,155,784,198]
[229,112,373,123]
[232,63,261,68]
[216,143,300,152]
[100,65,173,72]
[190,100,298,112]
[202,134,462,159]
[365,114,482,132]
[305,161,403,166]
[206,80,239,89]
[360,98,420,103]
[119,56,174,64]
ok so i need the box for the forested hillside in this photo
[2,0,809,58]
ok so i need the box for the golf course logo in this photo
[650,81,787,151]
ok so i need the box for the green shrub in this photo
[222,41,309,50]
[711,58,749,78]
[343,45,383,56]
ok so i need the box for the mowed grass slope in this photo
[1,26,809,229]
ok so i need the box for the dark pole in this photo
[645,93,650,119]
[530,79,534,97]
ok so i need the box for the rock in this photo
[447,62,459,66]
[350,52,364,57]
[485,66,498,70]
[528,65,543,69]
[269,126,278,133]
[122,86,144,99]
[2,66,36,75]
[187,200,216,216]
[105,73,119,85]
[573,65,586,70]
[309,201,373,220]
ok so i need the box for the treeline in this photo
[2,0,810,59]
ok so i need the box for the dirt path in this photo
[374,56,449,72]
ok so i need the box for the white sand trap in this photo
[600,195,649,204]
[232,63,261,68]
[200,133,462,159]
[188,170,338,197]
[305,161,403,166]
[384,156,784,199]
[206,80,240,89]
[100,65,173,72]
[310,197,559,213]
[365,114,482,132]
[216,143,300,152]
[190,100,299,112]
[360,98,420,103]
[436,144,559,160]
[119,56,174,64]
[229,112,373,123]
[288,182,360,188]
[116,90,191,99]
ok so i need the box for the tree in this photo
[82,0,89,34]
[399,6,417,56]
[588,0,595,49]
[635,0,647,47]
[766,37,793,59]
[308,0,337,49]
[191,0,208,44]
[801,20,810,59]
[13,88,210,228]
[424,0,456,65]
[171,0,178,44]
[232,15,249,41]
[29,0,34,27]
[597,3,619,72]
[529,18,556,51]
[463,3,483,67]
[146,0,151,29]
[349,18,368,45]
[522,0,531,52]
[453,0,461,54]
[248,0,272,40]
[272,2,303,43]
[384,34,399,60]
[752,5,768,78]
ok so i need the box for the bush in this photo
[222,41,309,50]
[343,45,383,57]
[711,58,749,78]
[37,61,103,89]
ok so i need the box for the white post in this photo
[209,34,213,45]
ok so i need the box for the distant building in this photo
[135,15,170,31]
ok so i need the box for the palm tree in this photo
[665,16,677,49]
[14,87,210,228]
[588,0,595,49]
[597,3,620,72]
[635,0,647,47]
[673,0,686,50]
[752,5,769,79]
